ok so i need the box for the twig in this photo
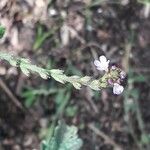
[88,123,123,150]
[0,78,23,109]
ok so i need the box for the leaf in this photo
[41,121,83,150]
[41,141,47,150]
[9,59,18,67]
[20,66,30,76]
[51,74,65,84]
[65,106,77,117]
[124,97,136,113]
[89,80,100,91]
[24,93,36,107]
[20,58,31,64]
[55,89,66,105]
[50,69,64,74]
[141,134,150,145]
[80,76,91,83]
[130,89,139,99]
[72,82,81,90]
[132,75,147,82]
[0,26,5,39]
[39,72,49,79]
[70,76,80,80]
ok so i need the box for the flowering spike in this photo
[94,55,126,95]
[0,52,126,95]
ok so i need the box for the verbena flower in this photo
[94,55,125,95]
[111,65,116,70]
[120,71,126,79]
[94,55,110,72]
[113,83,124,95]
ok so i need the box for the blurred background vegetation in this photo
[0,0,150,149]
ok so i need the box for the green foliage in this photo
[55,89,72,119]
[41,121,83,150]
[0,25,5,39]
[22,87,58,107]
[33,25,58,50]
[123,69,149,149]
[128,71,147,83]
[65,105,77,117]
[141,134,150,145]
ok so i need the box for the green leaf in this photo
[20,66,30,76]
[130,75,147,83]
[55,89,66,105]
[80,76,91,83]
[89,80,100,90]
[41,140,47,150]
[25,93,36,107]
[70,76,80,80]
[56,91,71,117]
[0,26,5,39]
[141,134,150,145]
[39,72,49,79]
[41,121,83,150]
[51,69,64,74]
[51,74,65,84]
[130,89,139,99]
[72,82,81,90]
[9,59,17,67]
[20,58,31,64]
[65,106,77,117]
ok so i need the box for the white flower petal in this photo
[120,71,126,79]
[94,60,101,67]
[99,55,107,63]
[107,60,110,64]
[113,83,124,95]
[111,65,116,70]
[96,66,104,70]
[94,55,110,71]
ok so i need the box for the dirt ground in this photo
[0,0,150,150]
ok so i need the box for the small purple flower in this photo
[111,65,116,70]
[113,83,124,95]
[120,71,126,79]
[94,55,110,72]
[108,79,113,85]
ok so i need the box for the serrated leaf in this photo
[60,126,82,150]
[41,121,83,150]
